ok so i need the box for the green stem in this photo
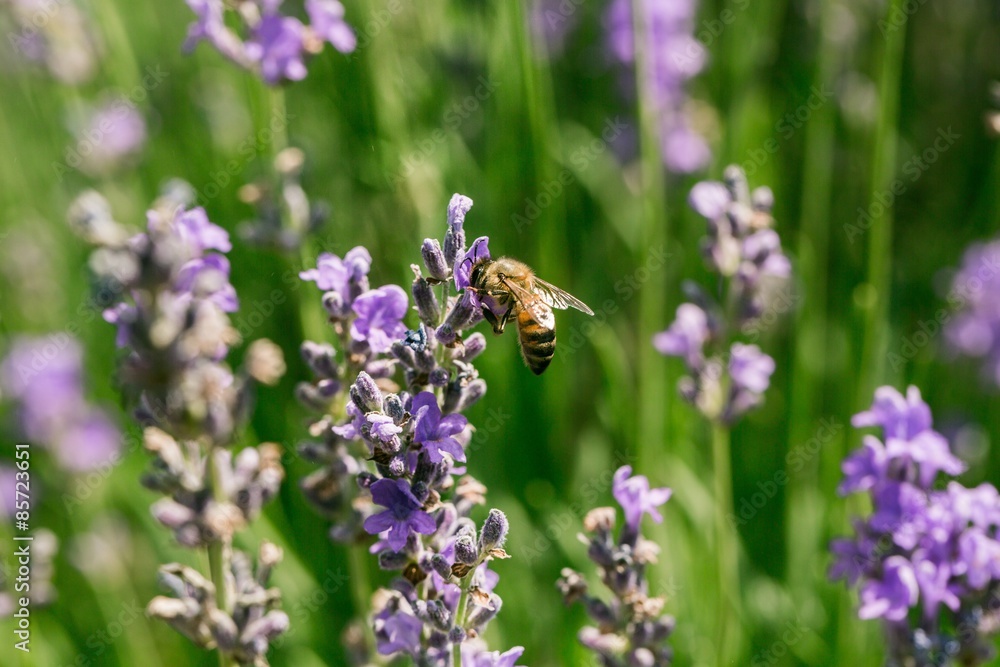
[206,448,237,667]
[712,420,738,663]
[451,576,472,667]
[630,0,668,475]
[856,0,907,406]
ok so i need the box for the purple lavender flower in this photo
[374,605,423,656]
[463,644,526,667]
[612,465,672,531]
[411,391,468,463]
[174,206,232,253]
[175,254,239,312]
[832,385,1000,664]
[300,247,372,316]
[351,285,409,354]
[604,0,710,173]
[306,0,356,52]
[652,303,709,368]
[728,343,775,394]
[454,236,490,292]
[183,0,252,66]
[944,239,1000,386]
[560,466,675,664]
[0,337,121,472]
[858,555,919,621]
[654,166,790,424]
[247,11,307,84]
[78,101,147,174]
[364,478,437,551]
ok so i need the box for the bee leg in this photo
[481,306,505,335]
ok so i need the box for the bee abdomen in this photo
[518,318,556,375]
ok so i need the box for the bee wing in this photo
[531,277,595,315]
[499,276,553,320]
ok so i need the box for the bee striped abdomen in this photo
[517,306,557,375]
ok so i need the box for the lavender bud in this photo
[457,332,486,361]
[443,193,473,266]
[479,509,509,553]
[448,626,467,644]
[350,372,382,412]
[627,648,656,667]
[429,368,450,387]
[724,164,750,205]
[246,338,286,386]
[442,379,463,414]
[412,275,442,325]
[322,290,345,317]
[584,597,617,626]
[295,382,331,410]
[436,293,478,344]
[459,379,487,411]
[316,379,341,398]
[421,240,450,281]
[384,394,406,423]
[242,610,289,643]
[751,186,774,212]
[378,550,410,570]
[466,593,502,630]
[454,535,479,565]
[387,456,406,477]
[357,471,377,489]
[422,599,452,632]
[414,349,437,373]
[209,609,239,651]
[301,341,338,378]
[430,554,452,579]
[411,480,430,503]
[151,499,195,529]
[392,341,418,367]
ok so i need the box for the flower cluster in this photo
[183,0,356,85]
[297,194,523,664]
[830,385,1000,666]
[604,0,710,173]
[0,336,120,471]
[944,238,1000,387]
[147,546,289,664]
[76,185,289,664]
[652,166,789,423]
[74,99,148,177]
[3,0,101,84]
[558,466,675,666]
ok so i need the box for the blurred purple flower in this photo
[247,12,307,84]
[375,608,422,656]
[652,303,709,368]
[351,285,408,354]
[463,645,526,667]
[0,337,120,471]
[175,254,240,312]
[852,385,933,441]
[363,478,437,551]
[174,206,232,253]
[728,343,774,394]
[612,465,672,530]
[300,247,372,315]
[945,239,1000,385]
[858,555,918,621]
[79,101,147,173]
[411,392,468,463]
[306,0,356,53]
[604,0,710,173]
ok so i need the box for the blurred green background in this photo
[0,0,999,665]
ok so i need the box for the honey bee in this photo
[464,247,593,375]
